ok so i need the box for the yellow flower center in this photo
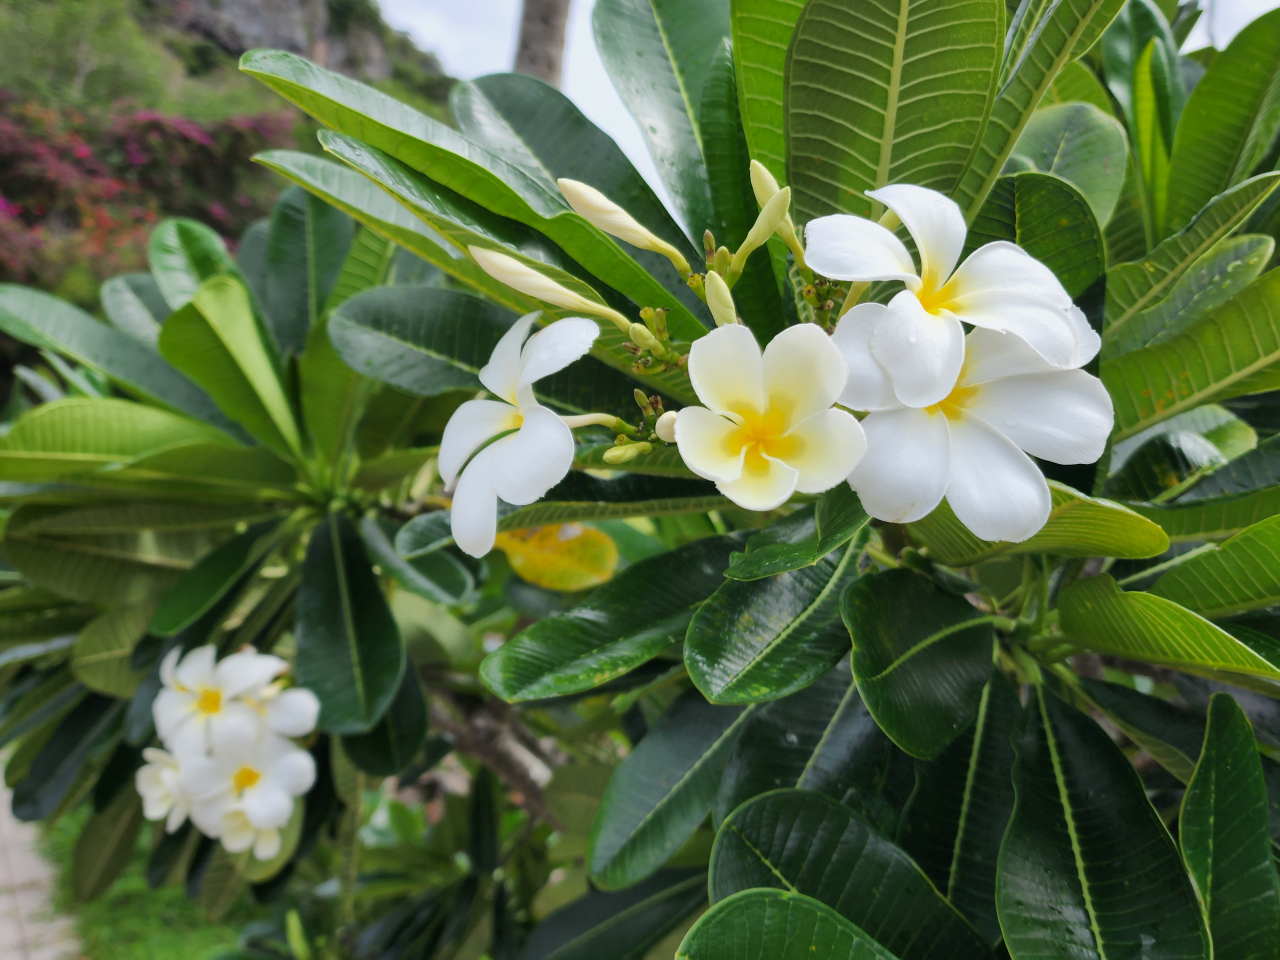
[915,274,960,315]
[721,399,804,466]
[928,382,980,420]
[196,688,222,715]
[232,766,262,792]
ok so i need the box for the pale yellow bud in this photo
[558,179,692,275]
[704,270,738,327]
[468,246,631,332]
[747,161,806,270]
[655,410,677,443]
[630,322,661,351]
[603,442,652,464]
[731,187,792,276]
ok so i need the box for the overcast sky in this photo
[379,0,1280,204]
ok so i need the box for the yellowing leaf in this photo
[495,524,618,592]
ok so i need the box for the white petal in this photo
[872,291,965,408]
[687,324,763,416]
[166,799,189,833]
[778,410,867,494]
[948,241,1073,308]
[253,828,282,861]
[761,323,848,427]
[268,748,317,797]
[946,414,1052,542]
[958,327,1056,384]
[719,451,800,511]
[849,407,950,523]
[266,688,320,738]
[518,318,599,387]
[1069,305,1101,366]
[174,645,217,691]
[490,405,575,506]
[967,371,1114,464]
[153,688,194,744]
[182,755,230,801]
[142,747,175,767]
[867,185,966,292]
[450,443,502,558]
[241,783,294,830]
[191,797,231,837]
[831,304,896,411]
[478,312,538,403]
[215,650,285,700]
[674,407,745,483]
[804,214,919,286]
[159,646,182,689]
[208,706,266,759]
[218,809,255,851]
[438,399,522,489]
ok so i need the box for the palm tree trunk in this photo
[514,0,573,88]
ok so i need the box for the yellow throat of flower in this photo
[232,766,262,792]
[722,402,804,465]
[195,688,222,715]
[928,381,980,420]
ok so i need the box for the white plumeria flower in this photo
[183,717,315,861]
[440,312,599,557]
[674,324,867,510]
[136,748,190,833]
[154,645,294,754]
[806,184,1097,407]
[842,321,1113,542]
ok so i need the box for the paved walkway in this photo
[0,787,80,960]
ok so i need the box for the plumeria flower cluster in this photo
[136,644,320,860]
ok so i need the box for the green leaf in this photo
[295,510,405,734]
[148,218,238,311]
[323,227,396,312]
[844,569,994,760]
[72,605,152,698]
[0,285,241,438]
[573,442,699,477]
[1058,573,1280,688]
[263,185,353,355]
[237,218,270,310]
[1149,514,1280,618]
[711,790,991,960]
[906,481,1169,565]
[159,275,303,458]
[588,689,756,890]
[676,888,899,960]
[897,672,1019,946]
[299,315,372,478]
[481,535,741,702]
[1182,433,1280,502]
[964,170,1105,298]
[952,0,1127,223]
[1134,486,1280,543]
[729,0,805,186]
[12,694,121,821]
[1104,173,1280,334]
[394,511,454,560]
[99,273,166,347]
[784,0,1002,224]
[1165,9,1280,235]
[713,659,892,827]
[1041,61,1115,116]
[495,482,728,532]
[1103,269,1280,442]
[0,398,238,483]
[1010,103,1128,224]
[106,441,299,499]
[592,0,726,237]
[1074,677,1205,782]
[72,788,144,902]
[358,515,473,606]
[996,686,1210,959]
[1102,233,1274,358]
[1181,693,1280,960]
[240,798,304,883]
[685,533,865,705]
[725,482,869,581]
[340,654,428,777]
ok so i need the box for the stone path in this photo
[0,786,80,960]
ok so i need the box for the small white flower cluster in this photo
[136,645,321,861]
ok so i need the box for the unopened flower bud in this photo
[713,246,732,276]
[469,246,632,332]
[748,159,783,209]
[558,179,692,275]
[630,322,661,352]
[602,442,652,465]
[655,410,677,443]
[705,270,738,327]
[731,186,792,277]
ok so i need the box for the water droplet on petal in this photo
[907,328,918,344]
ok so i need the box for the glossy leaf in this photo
[896,672,1019,946]
[340,655,428,777]
[725,485,868,581]
[686,534,865,705]
[11,694,121,821]
[481,535,741,702]
[72,604,152,698]
[1010,103,1128,224]
[495,525,619,592]
[1075,677,1205,782]
[1180,693,1280,960]
[295,510,405,734]
[1182,433,1280,501]
[1058,574,1280,688]
[730,0,804,186]
[72,788,143,902]
[587,689,755,889]
[148,218,238,310]
[711,790,991,960]
[1135,484,1280,543]
[785,0,1001,223]
[844,569,994,759]
[496,473,727,532]
[676,888,898,960]
[298,314,372,480]
[996,687,1210,959]
[359,516,472,606]
[1150,514,1280,618]
[906,481,1168,565]
[98,273,166,348]
[713,659,891,827]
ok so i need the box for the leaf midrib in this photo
[868,614,996,682]
[948,679,991,898]
[330,513,367,718]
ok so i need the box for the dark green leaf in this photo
[395,511,453,560]
[360,515,472,605]
[496,472,727,532]
[995,686,1210,959]
[1150,514,1280,618]
[72,788,144,902]
[1181,433,1280,501]
[1010,102,1128,224]
[99,273,167,347]
[711,790,991,960]
[341,655,428,777]
[295,510,405,734]
[1075,678,1205,782]
[686,533,865,705]
[725,485,868,581]
[11,694,121,821]
[844,570,995,760]
[148,218,238,311]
